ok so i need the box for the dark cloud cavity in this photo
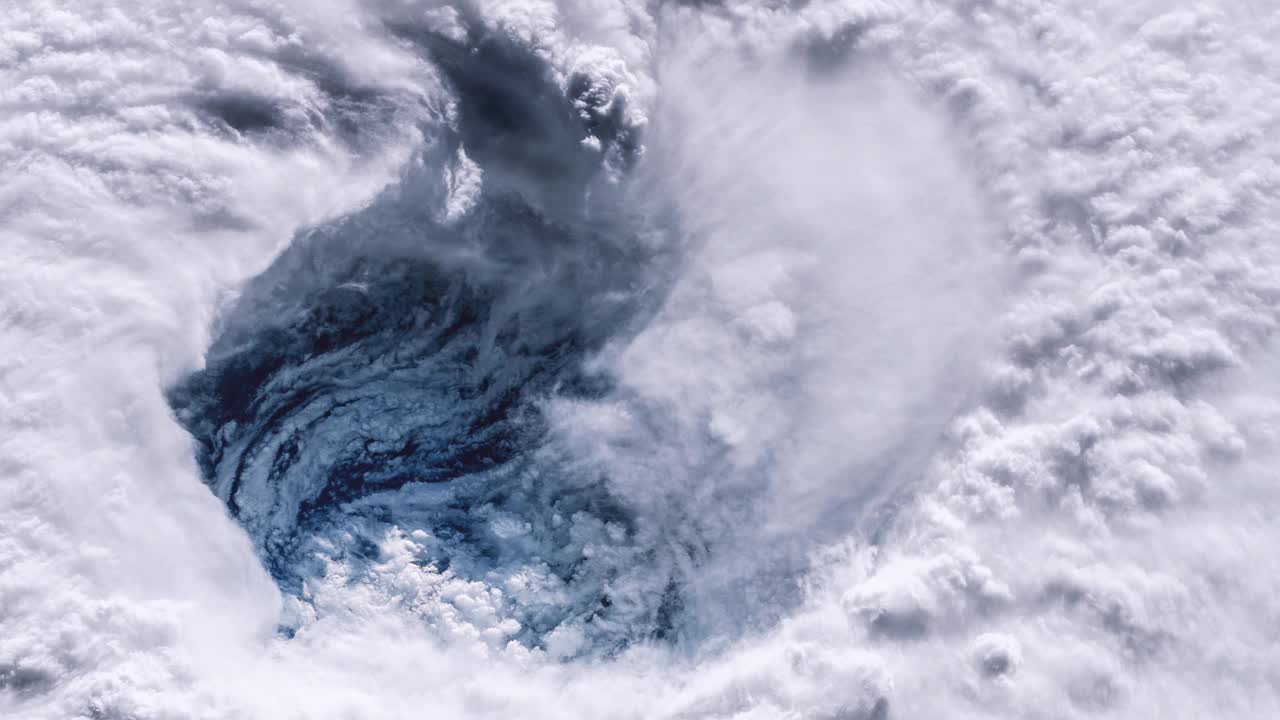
[166,18,690,654]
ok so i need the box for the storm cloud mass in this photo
[3,1,1280,718]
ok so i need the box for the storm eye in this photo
[165,22,690,654]
[168,211,689,651]
[196,93,285,135]
[169,218,684,654]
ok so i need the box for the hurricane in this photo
[4,1,1280,719]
